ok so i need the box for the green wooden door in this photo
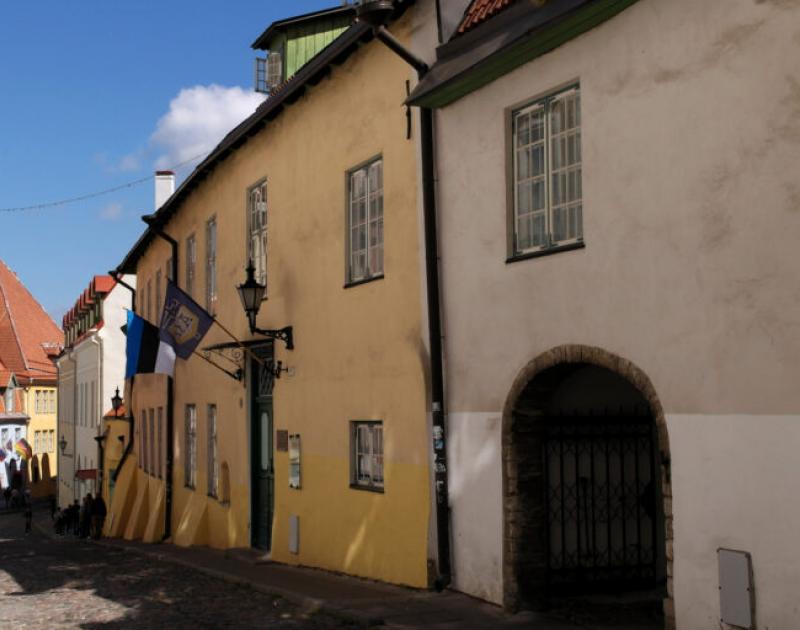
[251,345,274,550]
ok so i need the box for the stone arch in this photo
[501,344,673,628]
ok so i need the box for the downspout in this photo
[370,23,452,587]
[109,271,136,482]
[89,335,103,496]
[142,218,178,542]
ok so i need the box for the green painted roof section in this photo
[284,16,351,78]
[412,0,639,109]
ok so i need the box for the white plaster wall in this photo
[433,0,800,614]
[99,279,134,416]
[56,355,76,507]
[74,338,100,496]
[668,414,800,629]
[447,412,504,603]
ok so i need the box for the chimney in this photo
[155,171,175,211]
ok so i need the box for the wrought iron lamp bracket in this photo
[250,324,294,350]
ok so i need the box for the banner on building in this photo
[124,310,176,378]
[14,438,31,461]
[159,281,214,360]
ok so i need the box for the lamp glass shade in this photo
[111,387,123,412]
[237,260,266,315]
[59,435,67,454]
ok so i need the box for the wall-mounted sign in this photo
[288,434,301,489]
[276,430,289,452]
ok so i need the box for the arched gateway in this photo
[502,345,673,626]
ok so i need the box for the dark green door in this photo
[251,345,274,550]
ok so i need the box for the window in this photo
[184,404,197,488]
[346,158,383,284]
[91,381,96,428]
[350,421,384,491]
[157,407,163,479]
[186,234,197,298]
[511,85,582,256]
[49,430,54,452]
[149,408,155,477]
[155,269,162,322]
[1,428,7,446]
[206,217,217,313]
[247,181,268,287]
[49,390,55,414]
[14,427,21,442]
[207,404,218,497]
[34,431,40,453]
[4,386,13,412]
[35,390,41,414]
[141,410,148,473]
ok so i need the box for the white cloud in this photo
[99,202,124,221]
[150,84,265,171]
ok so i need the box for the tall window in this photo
[49,430,54,451]
[145,278,152,322]
[157,407,163,479]
[186,234,197,298]
[207,404,218,497]
[149,408,155,477]
[184,404,197,488]
[155,269,163,321]
[511,85,582,255]
[91,381,96,428]
[206,217,217,313]
[347,158,383,283]
[141,410,149,473]
[350,421,384,491]
[248,181,268,286]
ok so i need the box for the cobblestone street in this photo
[0,512,351,629]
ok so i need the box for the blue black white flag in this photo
[159,281,214,360]
[125,311,176,378]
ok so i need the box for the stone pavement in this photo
[26,507,585,629]
[0,509,350,629]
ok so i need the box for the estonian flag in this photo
[125,311,176,378]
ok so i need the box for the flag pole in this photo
[211,318,265,366]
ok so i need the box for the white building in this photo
[57,275,134,507]
[410,1,800,628]
[0,371,28,490]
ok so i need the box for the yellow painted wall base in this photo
[142,482,165,543]
[173,493,208,548]
[124,472,150,540]
[106,458,137,537]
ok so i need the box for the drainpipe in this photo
[108,271,136,484]
[363,21,452,587]
[89,335,103,497]
[142,217,177,542]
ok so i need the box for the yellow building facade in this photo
[108,9,434,588]
[26,385,58,492]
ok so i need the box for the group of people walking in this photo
[54,493,106,539]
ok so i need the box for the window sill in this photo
[506,241,585,264]
[343,275,384,290]
[349,483,384,494]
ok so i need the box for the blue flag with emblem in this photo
[159,280,214,360]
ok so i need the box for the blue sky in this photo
[0,0,331,321]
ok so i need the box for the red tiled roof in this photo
[458,0,517,34]
[63,275,116,329]
[103,404,127,419]
[0,259,63,385]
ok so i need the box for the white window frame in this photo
[511,85,583,256]
[206,217,218,313]
[247,180,268,288]
[207,404,218,498]
[346,157,384,284]
[350,421,384,491]
[185,404,197,489]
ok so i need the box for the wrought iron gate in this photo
[544,414,658,593]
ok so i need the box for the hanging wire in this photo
[0,150,211,214]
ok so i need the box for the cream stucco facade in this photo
[428,0,800,627]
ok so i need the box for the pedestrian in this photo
[91,494,107,539]
[80,493,94,538]
[49,494,56,520]
[3,487,10,509]
[10,487,20,508]
[24,503,32,534]
[71,499,80,535]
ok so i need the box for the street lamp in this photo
[111,387,123,416]
[59,435,67,455]
[236,259,294,349]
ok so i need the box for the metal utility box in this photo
[718,548,754,629]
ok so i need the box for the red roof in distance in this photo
[0,259,63,385]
